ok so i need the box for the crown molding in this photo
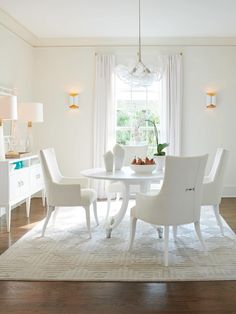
[1,9,236,48]
[34,36,236,48]
[0,9,37,46]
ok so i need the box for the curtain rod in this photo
[95,52,183,56]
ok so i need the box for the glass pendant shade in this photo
[116,62,160,87]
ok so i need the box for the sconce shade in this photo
[0,95,18,120]
[206,92,216,109]
[18,102,44,122]
[69,92,79,109]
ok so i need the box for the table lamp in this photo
[18,102,44,153]
[0,95,18,160]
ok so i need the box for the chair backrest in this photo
[123,145,148,166]
[40,148,63,190]
[158,155,208,225]
[206,148,229,204]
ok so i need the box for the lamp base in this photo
[25,126,34,153]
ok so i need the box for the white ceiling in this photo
[0,0,236,38]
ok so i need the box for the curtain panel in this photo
[93,54,115,198]
[160,55,183,156]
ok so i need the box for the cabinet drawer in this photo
[10,168,30,203]
[30,165,43,194]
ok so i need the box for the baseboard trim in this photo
[223,186,236,197]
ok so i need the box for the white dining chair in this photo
[40,148,98,238]
[106,145,148,219]
[129,155,208,266]
[202,148,229,235]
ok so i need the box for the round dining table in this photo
[81,166,164,238]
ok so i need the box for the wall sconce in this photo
[69,92,79,109]
[206,92,216,109]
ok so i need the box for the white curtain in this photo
[93,54,116,198]
[160,55,183,156]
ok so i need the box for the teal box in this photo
[14,162,22,169]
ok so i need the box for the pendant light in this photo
[116,0,161,87]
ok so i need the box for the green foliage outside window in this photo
[117,110,130,127]
[115,79,160,157]
[116,130,131,145]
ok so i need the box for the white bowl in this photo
[130,164,156,174]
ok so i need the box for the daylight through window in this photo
[115,76,161,157]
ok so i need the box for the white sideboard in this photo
[0,154,45,232]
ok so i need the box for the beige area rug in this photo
[0,201,236,281]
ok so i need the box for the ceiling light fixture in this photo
[116,0,161,87]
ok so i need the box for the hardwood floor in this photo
[0,198,236,314]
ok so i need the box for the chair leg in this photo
[106,193,112,220]
[52,206,59,225]
[93,201,99,226]
[213,205,224,235]
[128,216,137,251]
[173,226,178,242]
[164,226,169,267]
[84,206,91,239]
[42,205,54,237]
[194,221,207,252]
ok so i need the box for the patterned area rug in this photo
[0,201,236,281]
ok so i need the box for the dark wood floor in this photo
[0,198,236,314]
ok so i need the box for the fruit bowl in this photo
[130,164,156,174]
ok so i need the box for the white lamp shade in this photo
[18,102,44,122]
[0,95,18,120]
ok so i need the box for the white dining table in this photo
[81,166,164,238]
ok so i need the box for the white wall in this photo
[0,25,33,102]
[0,25,34,143]
[33,47,95,175]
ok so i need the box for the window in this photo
[115,76,161,156]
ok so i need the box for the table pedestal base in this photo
[106,182,129,238]
[105,180,163,239]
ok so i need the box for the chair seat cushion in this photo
[80,189,97,206]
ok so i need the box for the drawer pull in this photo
[35,174,41,180]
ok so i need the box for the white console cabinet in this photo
[0,155,45,232]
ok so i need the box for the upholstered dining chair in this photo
[129,155,208,266]
[106,145,148,219]
[202,148,229,235]
[40,148,98,238]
